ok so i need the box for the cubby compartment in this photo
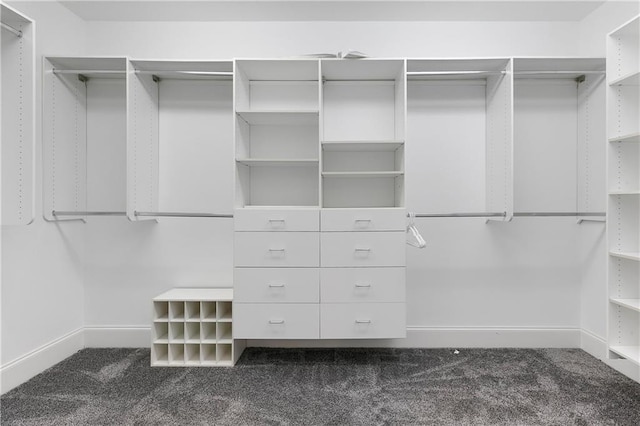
[607,16,639,85]
[201,301,217,321]
[153,322,169,343]
[152,289,242,367]
[169,322,185,342]
[153,301,169,321]
[323,176,405,208]
[201,344,217,365]
[609,257,640,309]
[609,306,640,365]
[169,344,185,365]
[185,302,201,321]
[201,322,217,342]
[218,302,232,321]
[152,344,169,365]
[217,322,233,342]
[185,322,200,343]
[169,301,185,321]
[185,344,200,365]
[217,344,233,365]
[608,85,639,141]
[236,162,319,207]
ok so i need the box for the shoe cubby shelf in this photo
[151,288,244,367]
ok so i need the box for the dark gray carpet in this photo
[2,348,640,425]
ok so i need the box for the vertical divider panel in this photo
[43,58,88,221]
[127,61,158,221]
[485,59,514,221]
[1,4,35,225]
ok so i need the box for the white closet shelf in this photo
[322,171,404,178]
[609,71,640,86]
[236,110,319,125]
[609,132,640,143]
[236,158,318,167]
[609,190,640,195]
[609,346,640,365]
[609,251,640,261]
[322,141,404,152]
[610,298,640,312]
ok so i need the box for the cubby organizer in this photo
[151,288,244,367]
[606,15,640,366]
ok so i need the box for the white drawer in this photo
[235,268,319,303]
[321,208,406,231]
[320,303,406,339]
[235,232,319,267]
[321,267,405,303]
[235,208,319,232]
[234,303,319,339]
[320,232,406,267]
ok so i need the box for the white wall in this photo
[1,0,87,393]
[578,0,640,57]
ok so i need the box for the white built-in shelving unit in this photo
[1,4,34,225]
[43,57,128,221]
[513,58,606,217]
[606,15,640,366]
[407,58,512,219]
[128,60,233,220]
[151,288,244,366]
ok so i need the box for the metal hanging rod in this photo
[1,21,22,37]
[53,211,127,217]
[407,71,506,76]
[52,69,126,76]
[323,79,395,83]
[413,212,506,218]
[410,212,606,218]
[135,211,233,218]
[514,71,605,75]
[135,70,232,76]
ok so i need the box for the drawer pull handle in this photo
[268,248,286,255]
[355,283,371,288]
[269,283,285,288]
[355,247,371,253]
[355,319,371,324]
[269,319,285,324]
[268,219,285,228]
[354,219,372,229]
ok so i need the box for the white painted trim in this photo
[580,328,608,360]
[247,327,581,348]
[0,328,84,395]
[84,326,150,348]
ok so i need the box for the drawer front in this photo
[235,268,319,303]
[235,232,319,267]
[320,232,406,267]
[235,208,319,232]
[320,303,406,339]
[321,208,406,232]
[321,267,405,303]
[234,303,319,339]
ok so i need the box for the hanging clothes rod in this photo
[413,212,506,218]
[514,71,605,75]
[52,69,126,75]
[1,21,22,37]
[134,211,233,218]
[135,70,233,76]
[53,211,127,217]
[410,212,606,218]
[407,71,506,76]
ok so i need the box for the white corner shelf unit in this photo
[128,60,233,220]
[407,58,513,220]
[1,3,35,225]
[43,57,128,221]
[233,59,407,340]
[151,288,245,367]
[513,57,606,217]
[606,15,640,366]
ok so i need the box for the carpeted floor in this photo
[2,348,640,425]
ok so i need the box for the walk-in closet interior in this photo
[1,0,639,407]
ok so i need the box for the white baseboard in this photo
[1,328,84,395]
[248,327,581,348]
[84,326,150,348]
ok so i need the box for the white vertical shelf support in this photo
[486,59,514,222]
[1,3,35,225]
